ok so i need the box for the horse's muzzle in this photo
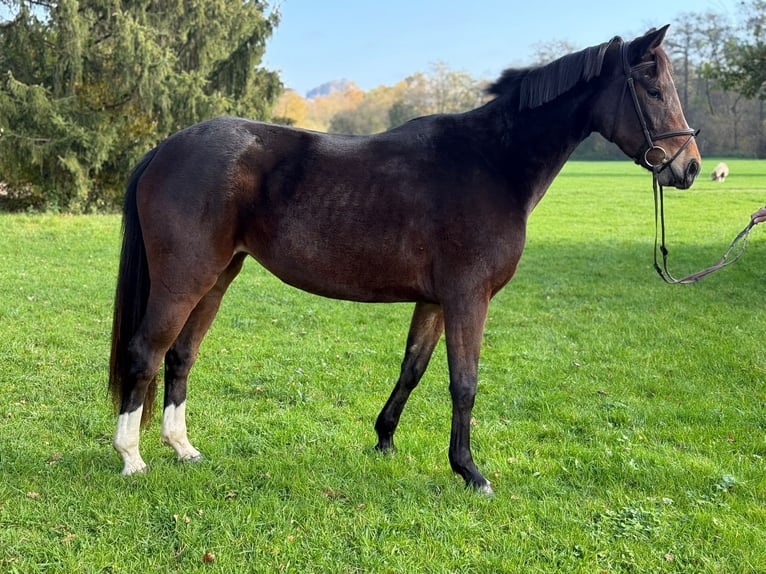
[653,156,699,190]
[657,158,698,189]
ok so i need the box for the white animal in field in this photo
[710,162,729,182]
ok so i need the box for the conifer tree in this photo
[0,0,280,210]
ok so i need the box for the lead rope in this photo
[652,172,756,284]
[617,39,755,283]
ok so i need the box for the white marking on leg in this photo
[113,407,147,475]
[161,401,201,462]
[480,481,494,497]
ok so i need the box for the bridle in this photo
[616,41,697,171]
[614,39,753,284]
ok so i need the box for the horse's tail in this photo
[108,147,159,427]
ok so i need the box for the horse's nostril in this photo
[687,159,700,178]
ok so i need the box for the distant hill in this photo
[306,79,355,99]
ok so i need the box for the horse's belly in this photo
[248,244,433,304]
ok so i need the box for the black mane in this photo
[488,36,620,110]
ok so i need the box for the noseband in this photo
[614,40,752,284]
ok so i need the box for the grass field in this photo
[1,159,765,573]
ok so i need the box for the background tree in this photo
[323,65,486,136]
[328,84,405,135]
[0,0,280,211]
[393,62,486,120]
[530,39,580,65]
[704,0,766,99]
[698,0,766,155]
[272,89,308,126]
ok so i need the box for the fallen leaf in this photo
[26,492,40,499]
[201,552,216,563]
[664,553,675,562]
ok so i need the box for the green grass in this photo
[1,159,765,573]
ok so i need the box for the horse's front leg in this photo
[443,296,493,494]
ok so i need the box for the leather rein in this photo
[616,40,753,284]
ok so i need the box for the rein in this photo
[652,172,755,284]
[617,39,754,284]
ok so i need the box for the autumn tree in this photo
[272,89,308,126]
[0,0,281,211]
[303,83,364,131]
[328,84,405,134]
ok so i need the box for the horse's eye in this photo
[647,88,662,100]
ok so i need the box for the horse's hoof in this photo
[478,482,494,497]
[176,449,202,463]
[467,479,493,496]
[121,462,148,476]
[373,441,396,455]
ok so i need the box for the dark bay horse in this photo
[109,26,700,493]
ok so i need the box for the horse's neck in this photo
[478,90,595,211]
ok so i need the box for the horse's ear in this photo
[628,25,670,65]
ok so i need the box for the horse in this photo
[711,162,729,182]
[109,25,700,494]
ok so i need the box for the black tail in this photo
[108,148,159,427]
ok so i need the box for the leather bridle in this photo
[614,39,698,172]
[614,39,753,284]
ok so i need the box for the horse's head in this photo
[597,26,700,189]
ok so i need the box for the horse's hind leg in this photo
[161,254,246,462]
[375,302,444,452]
[114,292,203,475]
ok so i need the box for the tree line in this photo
[1,1,764,212]
[273,2,766,163]
[271,62,486,136]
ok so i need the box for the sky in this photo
[264,0,741,96]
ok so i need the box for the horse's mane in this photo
[488,36,620,110]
